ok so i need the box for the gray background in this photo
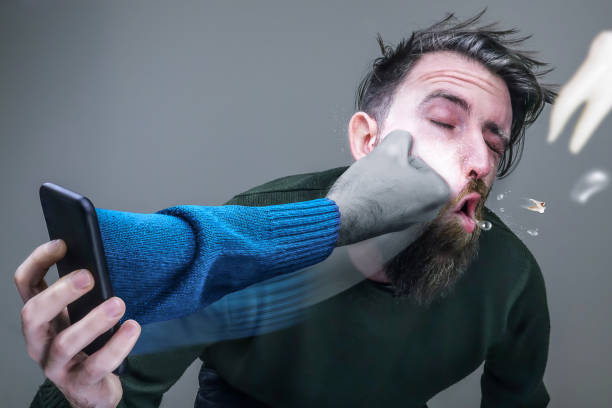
[2,0,611,406]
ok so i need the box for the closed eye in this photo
[431,119,504,157]
[430,120,454,130]
[487,143,504,156]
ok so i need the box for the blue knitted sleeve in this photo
[95,198,340,325]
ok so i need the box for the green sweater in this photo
[31,167,550,407]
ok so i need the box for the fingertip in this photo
[123,320,141,336]
[385,129,413,148]
[569,142,583,154]
[386,129,411,139]
[113,296,127,313]
[124,318,140,328]
[47,239,65,253]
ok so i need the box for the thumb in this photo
[407,155,430,171]
[376,129,413,159]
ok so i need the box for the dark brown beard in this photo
[384,179,489,305]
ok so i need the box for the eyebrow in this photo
[420,90,472,113]
[419,90,510,148]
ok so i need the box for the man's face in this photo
[379,51,512,221]
[369,51,512,303]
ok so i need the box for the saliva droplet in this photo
[496,193,504,200]
[476,219,492,231]
[527,228,539,236]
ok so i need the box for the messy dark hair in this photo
[356,9,557,178]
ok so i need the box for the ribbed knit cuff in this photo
[261,198,340,271]
[157,198,340,313]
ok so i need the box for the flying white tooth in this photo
[521,198,547,214]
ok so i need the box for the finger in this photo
[377,129,413,158]
[547,61,595,144]
[407,155,430,171]
[14,240,67,303]
[75,319,141,386]
[44,297,127,379]
[588,31,612,61]
[569,93,612,154]
[21,269,94,341]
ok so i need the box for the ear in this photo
[348,112,379,160]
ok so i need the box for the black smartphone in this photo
[39,182,127,376]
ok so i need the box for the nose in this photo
[462,133,493,181]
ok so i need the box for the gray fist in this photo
[327,130,450,246]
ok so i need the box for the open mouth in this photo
[453,192,481,233]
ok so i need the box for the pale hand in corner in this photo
[548,30,612,154]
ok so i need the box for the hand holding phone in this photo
[14,239,140,407]
[13,182,142,406]
[39,183,125,361]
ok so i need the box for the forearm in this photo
[96,198,340,325]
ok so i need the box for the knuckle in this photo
[25,343,38,362]
[81,362,96,380]
[13,265,24,286]
[20,302,35,327]
[42,366,53,380]
[43,365,64,384]
[80,361,102,384]
[50,334,72,362]
[14,263,32,289]
[42,363,54,378]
